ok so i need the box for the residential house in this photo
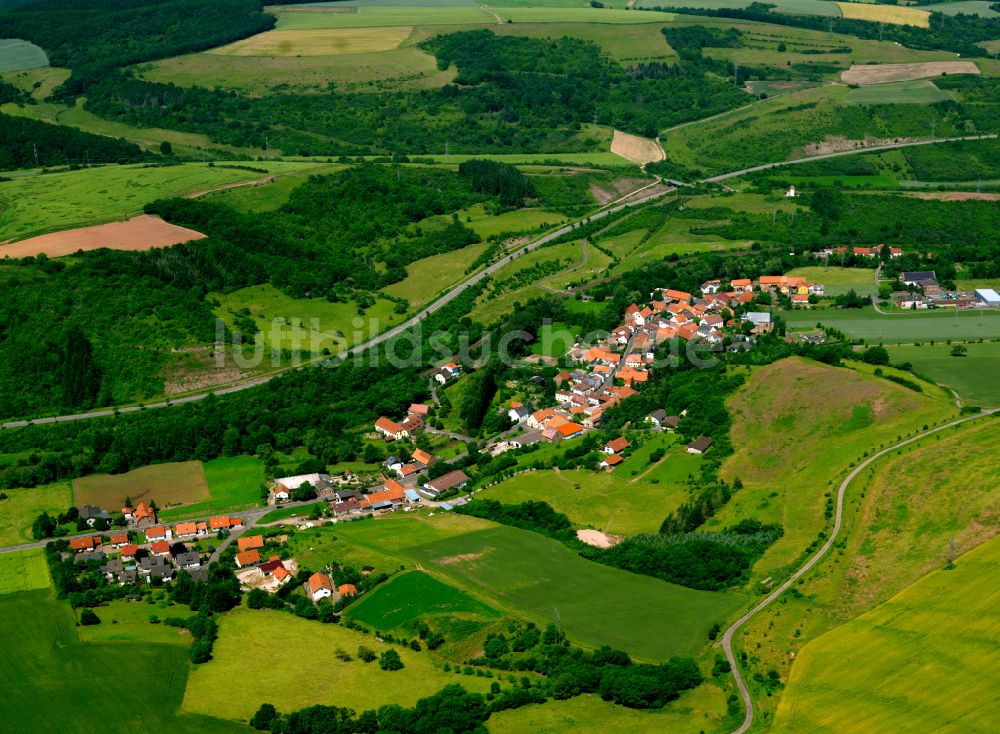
[528,408,557,429]
[139,556,174,581]
[508,404,532,422]
[686,436,713,454]
[408,403,430,419]
[69,536,101,553]
[273,567,293,587]
[120,544,138,561]
[131,502,157,528]
[236,550,262,568]
[146,526,172,542]
[412,448,435,468]
[338,584,358,597]
[362,481,408,510]
[237,534,265,553]
[79,505,110,527]
[375,417,409,441]
[175,552,201,569]
[730,278,753,293]
[422,470,471,498]
[109,533,129,549]
[604,437,630,455]
[434,363,461,385]
[101,558,124,579]
[599,454,623,470]
[308,572,334,601]
[901,271,937,287]
[150,540,170,557]
[701,280,721,295]
[174,522,198,539]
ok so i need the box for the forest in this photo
[0,112,146,168]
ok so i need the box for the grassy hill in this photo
[772,533,1000,733]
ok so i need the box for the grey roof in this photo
[80,505,110,520]
[902,270,936,281]
[687,436,713,452]
[75,551,106,564]
[139,556,167,571]
[974,288,1000,303]
[175,552,201,567]
[101,559,124,575]
[744,312,771,325]
[424,470,471,493]
[649,409,668,422]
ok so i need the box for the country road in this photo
[1,132,992,432]
[717,408,999,734]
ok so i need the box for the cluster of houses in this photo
[374,403,433,443]
[705,274,824,307]
[307,572,359,604]
[817,244,903,259]
[233,534,296,592]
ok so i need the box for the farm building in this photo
[974,288,1000,307]
[422,470,471,498]
[686,436,713,455]
[604,437,630,454]
[902,271,937,287]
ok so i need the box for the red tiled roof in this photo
[605,437,631,453]
[338,584,358,596]
[308,572,333,594]
[238,535,265,552]
[151,540,170,555]
[120,544,138,558]
[375,416,405,435]
[236,550,261,567]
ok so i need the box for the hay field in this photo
[0,482,71,547]
[0,38,47,73]
[273,5,494,28]
[0,548,50,595]
[842,60,980,85]
[843,79,955,104]
[1,215,205,257]
[772,534,1000,733]
[73,461,209,512]
[835,1,930,26]
[211,26,412,56]
[610,129,664,165]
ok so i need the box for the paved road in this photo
[717,408,999,734]
[701,134,998,184]
[0,184,671,431]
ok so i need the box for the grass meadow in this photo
[212,26,413,56]
[73,461,209,513]
[182,609,494,722]
[844,79,954,105]
[383,241,490,305]
[406,525,743,660]
[0,38,48,72]
[716,357,955,583]
[0,591,246,734]
[885,341,1000,406]
[0,548,50,595]
[772,533,1000,733]
[0,481,71,546]
[783,306,1000,343]
[78,597,197,646]
[158,455,266,520]
[0,162,314,242]
[636,0,841,15]
[345,569,501,631]
[784,265,876,296]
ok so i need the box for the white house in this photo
[308,572,334,601]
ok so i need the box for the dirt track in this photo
[0,214,206,259]
[906,191,1000,202]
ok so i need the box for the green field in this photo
[491,20,677,63]
[406,525,743,660]
[717,357,955,582]
[885,341,1000,406]
[346,569,501,630]
[258,501,325,524]
[491,7,676,23]
[782,306,1000,344]
[785,265,876,296]
[384,241,490,305]
[212,283,403,356]
[275,5,495,28]
[202,164,343,212]
[0,548,50,595]
[0,162,317,242]
[844,80,955,105]
[158,456,265,520]
[0,591,245,734]
[74,461,209,514]
[773,533,1000,733]
[0,38,48,72]
[636,0,842,15]
[182,609,493,722]
[925,0,1000,16]
[0,481,71,546]
[78,597,198,646]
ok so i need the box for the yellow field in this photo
[836,2,930,26]
[211,27,412,57]
[773,534,1000,733]
[610,129,664,166]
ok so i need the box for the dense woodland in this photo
[0,111,146,168]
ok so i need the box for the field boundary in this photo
[717,408,999,734]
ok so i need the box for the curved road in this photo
[717,408,998,734]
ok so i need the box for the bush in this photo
[80,609,100,626]
[379,649,404,671]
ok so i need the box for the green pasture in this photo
[78,597,197,646]
[258,501,325,524]
[0,38,48,72]
[782,306,1000,344]
[773,534,1000,733]
[491,20,677,63]
[0,591,245,734]
[212,283,403,356]
[717,357,955,582]
[491,7,676,23]
[182,609,493,722]
[383,241,490,304]
[886,341,1000,406]
[844,80,955,105]
[0,481,70,547]
[345,569,501,630]
[406,525,743,660]
[0,548,50,595]
[159,456,265,520]
[1,66,69,100]
[778,174,898,189]
[274,5,494,28]
[785,265,876,296]
[924,0,1000,16]
[0,162,315,242]
[202,164,344,212]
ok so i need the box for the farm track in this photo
[717,408,999,734]
[1,133,992,430]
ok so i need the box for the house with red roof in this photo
[150,540,170,557]
[338,584,358,597]
[599,454,623,470]
[235,550,261,568]
[374,416,409,441]
[70,535,101,553]
[308,572,334,601]
[131,502,157,528]
[146,526,172,542]
[174,522,198,538]
[604,437,631,455]
[237,534,265,552]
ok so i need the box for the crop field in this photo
[212,283,402,356]
[782,306,1000,343]
[835,1,929,26]
[0,38,47,72]
[885,341,1000,406]
[0,162,314,242]
[406,525,743,660]
[636,0,842,15]
[212,26,412,56]
[926,0,1000,16]
[841,60,980,85]
[773,534,1000,733]
[0,481,71,547]
[0,548,50,595]
[492,7,676,23]
[345,569,501,631]
[182,610,493,721]
[73,461,209,513]
[274,5,495,28]
[158,456,265,520]
[784,265,876,296]
[0,591,246,734]
[843,79,955,105]
[1,214,206,257]
[490,684,729,734]
[610,130,664,165]
[716,357,955,582]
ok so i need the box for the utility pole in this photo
[879,22,884,42]
[445,140,450,162]
[931,119,937,138]
[33,142,39,167]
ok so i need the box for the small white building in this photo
[785,185,797,198]
[974,288,1000,307]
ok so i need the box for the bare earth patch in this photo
[610,129,664,165]
[800,134,921,157]
[436,552,484,565]
[841,61,980,86]
[906,191,1000,201]
[576,529,623,549]
[0,214,205,258]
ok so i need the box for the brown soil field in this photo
[610,129,664,165]
[841,61,980,85]
[0,214,205,259]
[73,461,209,512]
[906,191,1000,201]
